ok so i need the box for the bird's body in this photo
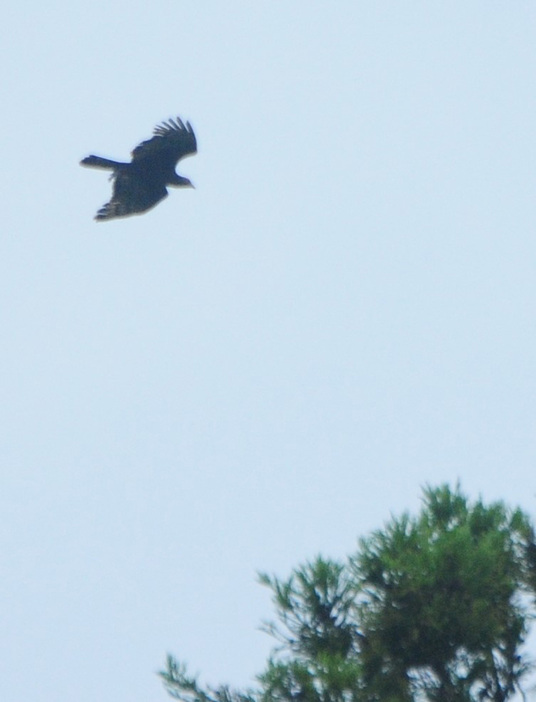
[81,117,197,221]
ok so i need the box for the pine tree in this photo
[160,484,536,702]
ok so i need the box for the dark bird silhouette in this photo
[80,116,197,221]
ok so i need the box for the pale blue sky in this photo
[2,3,536,701]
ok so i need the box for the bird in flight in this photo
[80,116,197,221]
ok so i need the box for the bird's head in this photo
[170,174,195,188]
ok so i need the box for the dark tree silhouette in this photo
[80,116,197,221]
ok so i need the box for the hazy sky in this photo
[2,3,536,701]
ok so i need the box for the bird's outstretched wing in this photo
[94,170,168,221]
[131,117,197,167]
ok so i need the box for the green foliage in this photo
[160,484,536,702]
[353,484,533,700]
[257,558,363,702]
[159,655,256,702]
[258,558,358,661]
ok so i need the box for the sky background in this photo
[2,2,536,700]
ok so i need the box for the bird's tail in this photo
[80,155,123,170]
